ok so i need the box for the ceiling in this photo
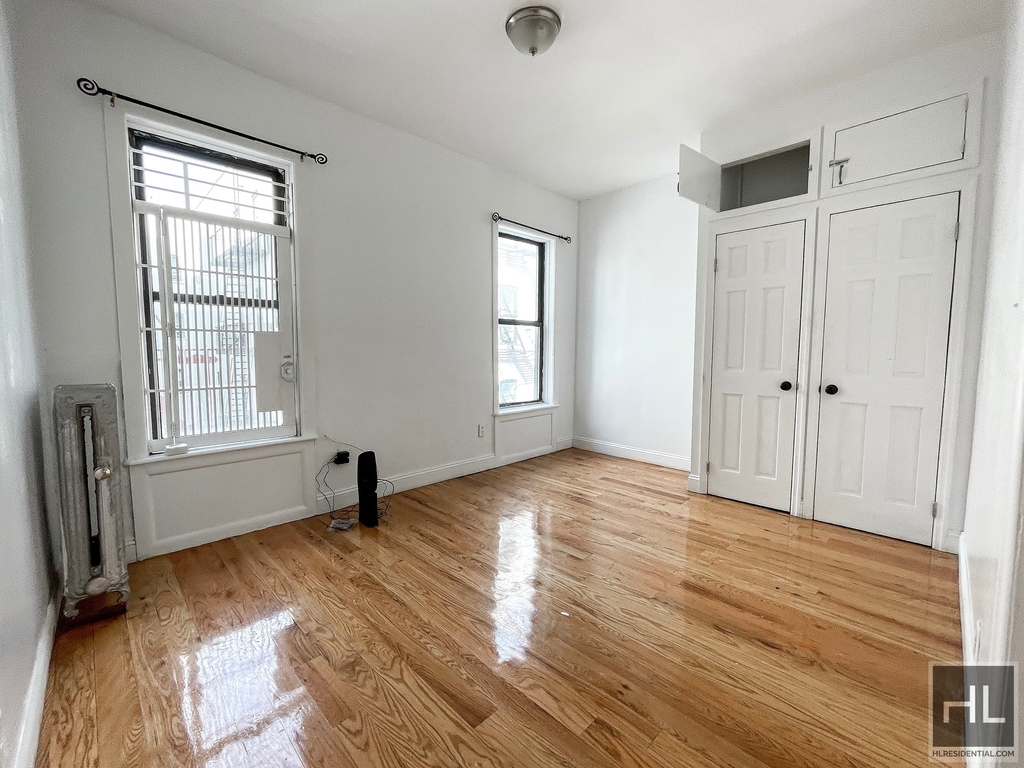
[79,0,1004,200]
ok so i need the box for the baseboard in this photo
[12,592,58,768]
[324,453,500,510]
[144,447,563,554]
[687,473,702,493]
[961,538,987,768]
[555,437,573,451]
[125,537,137,564]
[497,446,556,465]
[572,437,690,472]
[959,532,979,665]
[939,528,961,555]
[322,447,568,512]
[389,453,499,491]
[144,504,313,558]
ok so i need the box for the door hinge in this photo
[961,139,967,157]
[706,461,711,474]
[713,257,718,273]
[954,221,960,241]
[932,501,939,519]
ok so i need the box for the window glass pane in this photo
[130,134,295,451]
[498,236,540,322]
[159,216,282,438]
[134,142,282,225]
[498,325,540,405]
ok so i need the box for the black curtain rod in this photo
[76,78,328,165]
[491,212,571,243]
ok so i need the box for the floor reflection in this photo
[491,509,540,663]
[180,609,306,766]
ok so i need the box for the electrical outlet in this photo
[478,424,485,438]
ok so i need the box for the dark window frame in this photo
[497,232,546,407]
[128,129,286,440]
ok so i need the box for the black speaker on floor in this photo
[357,451,378,527]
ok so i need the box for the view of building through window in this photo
[497,233,544,406]
[131,134,294,449]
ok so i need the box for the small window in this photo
[497,233,545,406]
[127,130,297,452]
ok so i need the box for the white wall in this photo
[13,0,578,558]
[574,174,698,470]
[0,0,55,764]
[691,32,1003,546]
[964,2,1024,672]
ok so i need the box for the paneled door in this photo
[813,193,959,544]
[708,221,805,511]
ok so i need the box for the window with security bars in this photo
[497,233,545,406]
[129,131,297,452]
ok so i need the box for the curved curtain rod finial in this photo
[492,211,571,244]
[74,76,329,165]
[77,77,100,96]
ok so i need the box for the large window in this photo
[128,130,297,452]
[497,232,545,406]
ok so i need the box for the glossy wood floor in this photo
[36,449,962,768]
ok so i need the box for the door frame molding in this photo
[691,202,819,517]
[802,173,979,549]
[691,171,980,548]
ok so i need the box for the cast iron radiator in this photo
[54,384,130,617]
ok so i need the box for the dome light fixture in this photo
[505,6,561,57]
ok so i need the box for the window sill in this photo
[495,402,559,419]
[128,434,316,467]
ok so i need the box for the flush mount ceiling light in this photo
[505,6,561,57]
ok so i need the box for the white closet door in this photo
[813,193,959,544]
[708,221,805,511]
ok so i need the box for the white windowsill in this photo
[494,402,559,418]
[127,434,316,467]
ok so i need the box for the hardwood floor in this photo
[35,448,962,768]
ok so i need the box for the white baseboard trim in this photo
[499,446,557,465]
[555,437,573,451]
[959,532,979,666]
[324,449,560,510]
[572,437,690,472]
[144,504,313,558]
[961,537,987,768]
[12,593,58,768]
[390,453,499,491]
[125,537,138,564]
[323,453,499,509]
[145,446,565,556]
[939,528,961,555]
[687,473,702,493]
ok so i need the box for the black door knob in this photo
[780,381,793,391]
[824,384,839,395]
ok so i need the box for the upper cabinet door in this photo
[678,144,722,212]
[679,135,819,216]
[824,83,981,195]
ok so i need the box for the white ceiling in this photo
[80,0,1004,200]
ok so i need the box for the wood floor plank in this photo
[35,626,97,768]
[37,449,962,767]
[92,618,147,768]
